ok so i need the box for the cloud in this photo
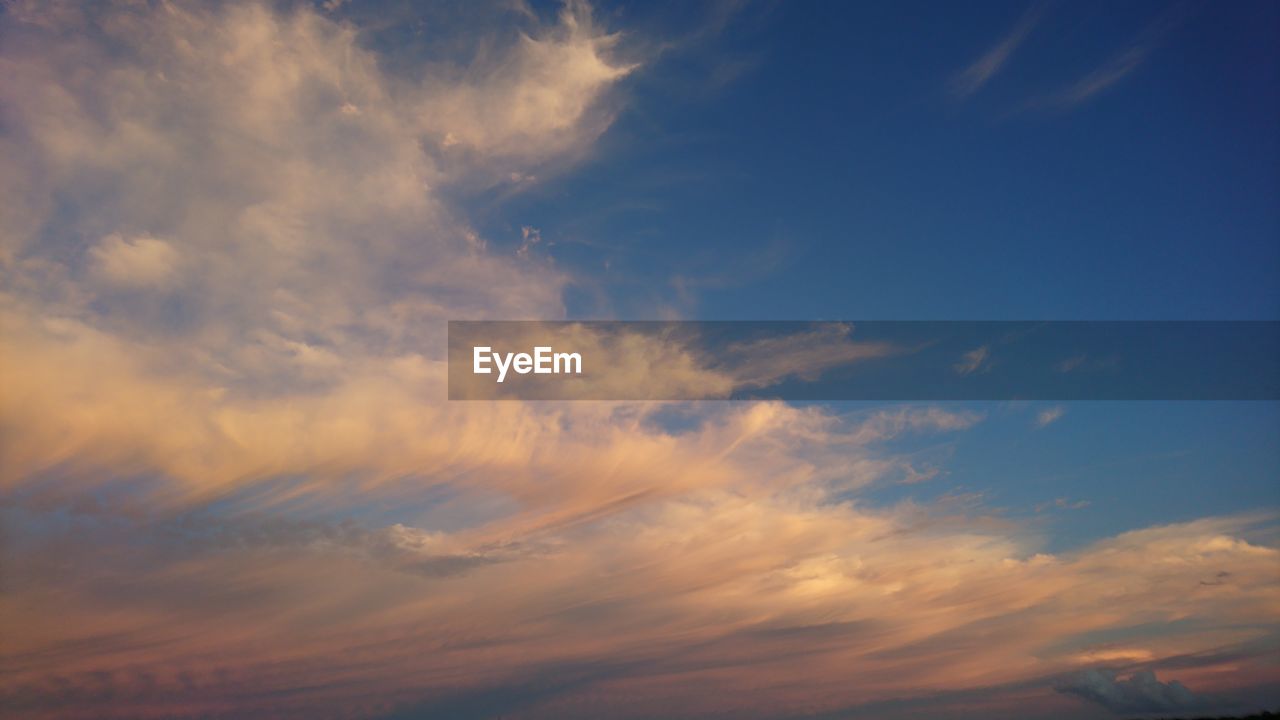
[3,500,1276,718]
[0,0,638,494]
[954,345,991,375]
[899,464,942,485]
[1,2,1277,719]
[1038,5,1190,109]
[517,225,544,259]
[1035,497,1089,512]
[846,406,984,444]
[418,0,637,164]
[1035,405,1065,427]
[1049,44,1151,107]
[1056,669,1208,714]
[88,233,179,288]
[951,1,1048,98]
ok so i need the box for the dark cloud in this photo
[372,658,657,720]
[1056,668,1207,714]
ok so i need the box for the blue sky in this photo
[461,0,1280,552]
[861,400,1280,552]
[476,0,1279,322]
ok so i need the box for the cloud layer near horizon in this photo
[1,2,1277,719]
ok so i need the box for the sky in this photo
[0,1,1277,719]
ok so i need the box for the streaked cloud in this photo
[951,2,1048,98]
[1038,4,1190,109]
[1048,44,1152,108]
[954,345,991,375]
[3,502,1275,718]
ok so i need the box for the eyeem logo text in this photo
[473,346,582,383]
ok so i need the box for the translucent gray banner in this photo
[447,321,1280,401]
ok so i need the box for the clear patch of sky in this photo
[469,0,1278,321]
[857,400,1280,552]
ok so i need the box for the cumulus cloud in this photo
[1057,669,1208,714]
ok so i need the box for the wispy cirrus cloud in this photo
[956,3,1192,113]
[954,345,991,375]
[1036,3,1191,109]
[951,1,1049,98]
[1049,43,1153,107]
